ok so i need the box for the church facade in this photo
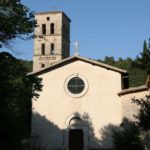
[30,11,150,150]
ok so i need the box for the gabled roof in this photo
[29,56,127,76]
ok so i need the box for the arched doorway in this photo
[69,117,84,150]
[65,114,89,150]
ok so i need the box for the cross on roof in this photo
[73,41,79,56]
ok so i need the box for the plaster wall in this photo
[32,60,123,149]
[120,90,150,121]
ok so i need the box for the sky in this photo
[3,0,150,60]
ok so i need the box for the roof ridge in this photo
[77,56,127,73]
[29,56,127,75]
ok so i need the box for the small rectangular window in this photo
[122,74,129,89]
[51,43,54,54]
[50,23,54,34]
[41,43,45,55]
[41,64,45,68]
[47,17,50,21]
[42,24,46,34]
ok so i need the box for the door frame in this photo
[64,125,89,150]
[69,129,84,150]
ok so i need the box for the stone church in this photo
[30,11,150,150]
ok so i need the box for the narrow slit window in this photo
[50,23,55,34]
[41,43,45,55]
[51,43,54,54]
[42,24,46,34]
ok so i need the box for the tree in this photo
[21,60,33,72]
[132,95,150,150]
[132,95,150,131]
[0,52,42,150]
[0,1,41,149]
[112,118,144,150]
[129,68,147,87]
[103,56,116,66]
[135,41,150,74]
[0,0,36,47]
[112,95,150,150]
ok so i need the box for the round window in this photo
[64,74,89,98]
[67,77,85,94]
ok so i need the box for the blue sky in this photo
[3,0,150,60]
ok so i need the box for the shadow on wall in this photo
[79,113,120,150]
[143,132,150,150]
[31,112,121,150]
[98,124,120,149]
[31,112,145,150]
[31,112,63,150]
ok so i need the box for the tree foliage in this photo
[112,119,144,150]
[0,0,36,47]
[132,95,150,131]
[0,52,42,150]
[112,95,150,150]
[135,40,150,74]
[21,60,33,72]
[0,1,41,149]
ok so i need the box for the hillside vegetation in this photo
[21,60,33,72]
[97,41,150,87]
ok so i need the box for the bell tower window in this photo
[50,23,55,34]
[51,43,55,54]
[42,24,46,34]
[47,17,50,21]
[41,43,45,55]
[41,63,45,68]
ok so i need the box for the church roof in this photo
[29,56,127,76]
[118,85,148,96]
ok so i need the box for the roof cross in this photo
[73,41,79,56]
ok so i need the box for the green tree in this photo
[132,95,150,149]
[112,95,150,150]
[103,56,116,66]
[0,0,36,47]
[129,68,147,87]
[112,119,144,150]
[132,95,150,131]
[0,52,42,150]
[21,60,33,72]
[115,57,133,70]
[135,41,150,74]
[0,1,40,149]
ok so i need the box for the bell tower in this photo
[33,11,71,71]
